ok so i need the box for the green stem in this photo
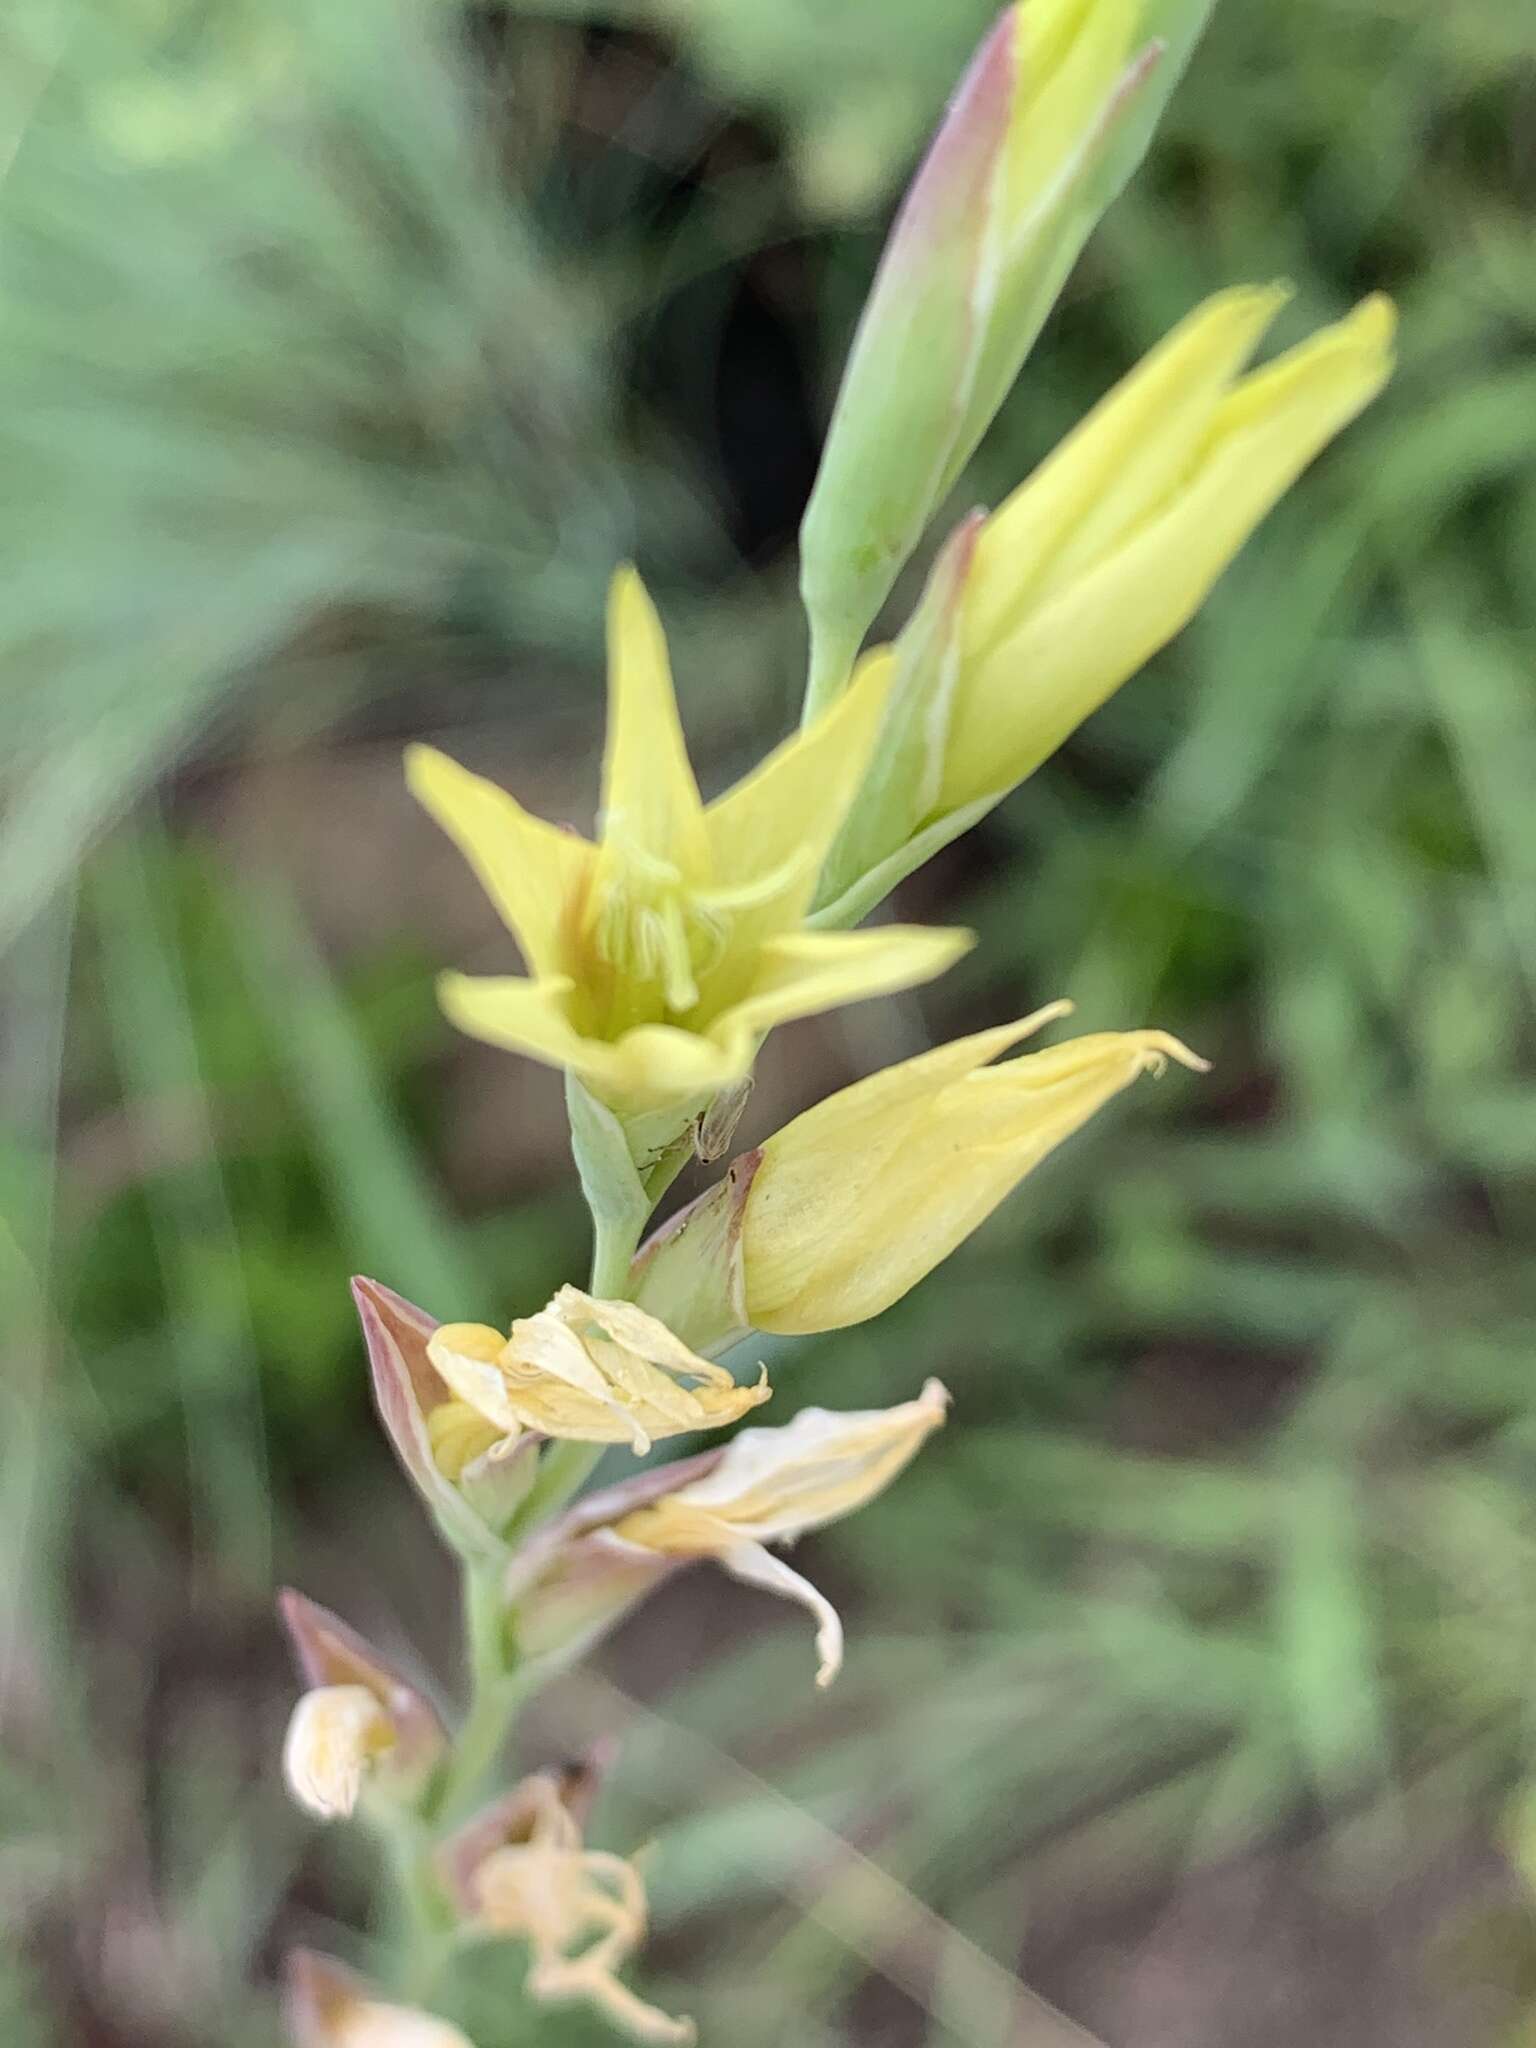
[434,1559,525,1823]
[372,1809,451,2002]
[504,1193,654,1536]
[802,613,862,726]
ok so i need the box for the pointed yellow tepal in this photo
[938,289,1397,812]
[408,569,968,1121]
[741,1006,1209,1333]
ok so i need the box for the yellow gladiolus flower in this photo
[407,568,968,1121]
[454,1772,693,2047]
[612,1380,950,1686]
[741,1003,1206,1334]
[938,287,1397,814]
[286,1951,476,2048]
[427,1286,768,1457]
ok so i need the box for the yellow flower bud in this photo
[739,1003,1207,1334]
[800,0,1218,713]
[815,290,1396,922]
[939,288,1396,814]
[427,1286,769,1456]
[285,1951,475,2048]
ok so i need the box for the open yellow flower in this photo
[444,1771,692,2047]
[427,1285,768,1457]
[408,568,968,1121]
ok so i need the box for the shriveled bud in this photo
[285,1950,475,2048]
[439,1770,693,2046]
[278,1591,445,1821]
[800,0,1216,714]
[427,1287,769,1456]
[283,1686,396,1822]
[353,1276,541,1558]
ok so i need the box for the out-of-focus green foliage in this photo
[5,0,1536,2043]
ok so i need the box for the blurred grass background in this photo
[3,1,1536,2043]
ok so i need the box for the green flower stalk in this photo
[271,12,1395,2045]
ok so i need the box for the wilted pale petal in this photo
[454,1772,694,2047]
[712,1540,845,1690]
[612,1382,950,1685]
[282,1686,396,1822]
[285,1951,476,2048]
[428,1287,768,1456]
[278,1591,445,1819]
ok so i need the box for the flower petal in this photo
[703,641,897,914]
[963,283,1292,653]
[722,924,972,1042]
[598,568,708,877]
[940,294,1395,811]
[716,1540,845,1689]
[405,745,592,980]
[438,972,739,1110]
[620,1381,951,1551]
[428,1323,528,1437]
